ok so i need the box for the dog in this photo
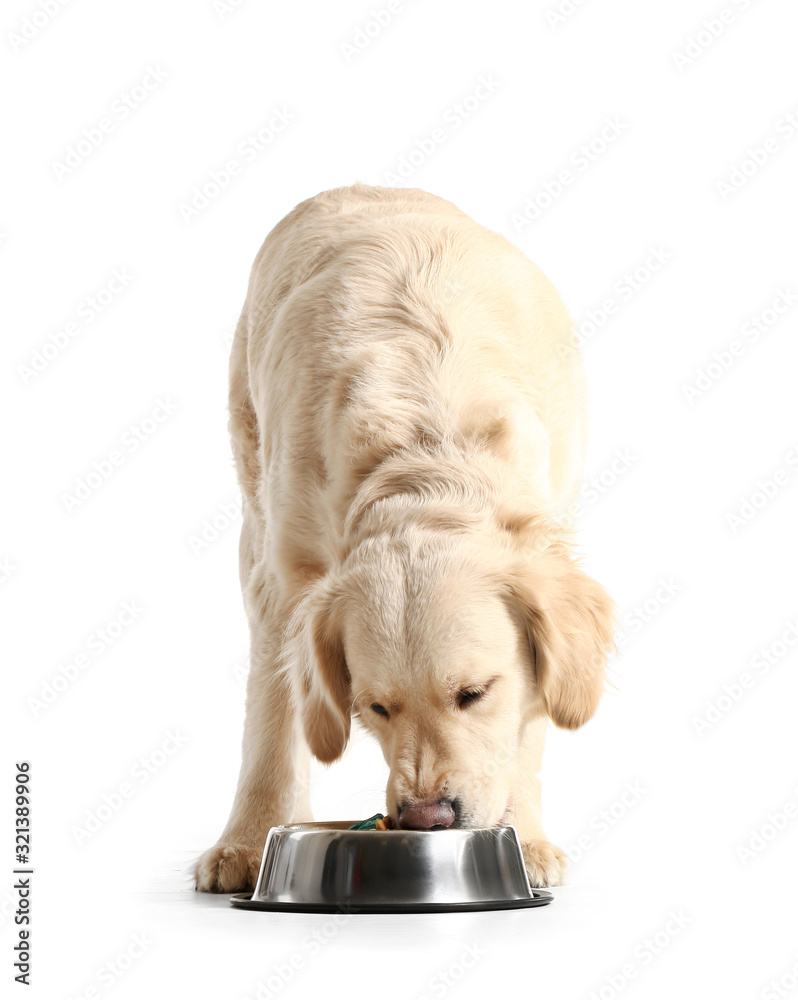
[195,183,615,892]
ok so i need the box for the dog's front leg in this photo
[195,594,312,892]
[506,717,568,888]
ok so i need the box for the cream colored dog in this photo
[195,183,614,893]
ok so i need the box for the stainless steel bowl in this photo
[230,821,553,913]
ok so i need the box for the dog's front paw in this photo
[195,842,262,893]
[520,839,568,888]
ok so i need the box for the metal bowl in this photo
[230,821,553,913]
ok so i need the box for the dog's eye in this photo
[370,703,389,718]
[456,688,486,710]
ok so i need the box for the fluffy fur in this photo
[194,183,615,893]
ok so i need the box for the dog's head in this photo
[283,531,615,829]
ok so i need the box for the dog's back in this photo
[231,184,587,578]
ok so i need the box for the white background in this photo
[4,0,797,997]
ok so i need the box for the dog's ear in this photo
[502,551,615,729]
[285,573,351,763]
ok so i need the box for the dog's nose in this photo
[398,799,455,830]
